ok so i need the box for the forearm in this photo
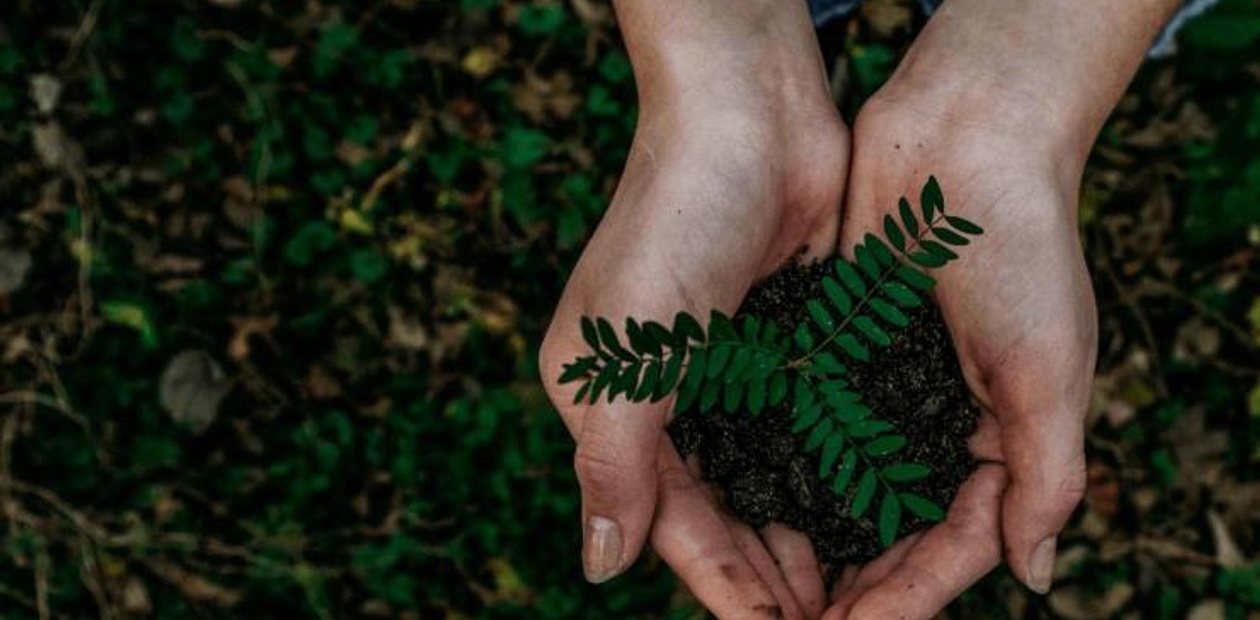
[881,0,1181,165]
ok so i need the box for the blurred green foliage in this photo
[0,1,1258,619]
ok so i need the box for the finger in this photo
[826,464,1006,620]
[726,517,806,620]
[651,438,785,619]
[825,531,925,616]
[573,398,667,583]
[990,346,1089,595]
[761,523,827,619]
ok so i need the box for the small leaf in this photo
[884,214,906,251]
[722,380,745,414]
[821,277,853,315]
[725,347,753,382]
[864,435,907,456]
[899,493,946,521]
[931,227,969,246]
[878,493,902,548]
[813,352,847,375]
[836,333,870,362]
[805,418,834,451]
[849,419,895,438]
[792,376,813,413]
[832,402,873,424]
[818,380,851,397]
[792,404,823,433]
[611,361,641,399]
[945,215,984,235]
[834,260,868,297]
[864,233,896,266]
[921,176,944,221]
[807,300,835,332]
[921,240,959,261]
[899,197,919,238]
[581,316,600,351]
[591,363,617,403]
[708,310,738,341]
[895,266,936,291]
[626,318,652,354]
[747,379,767,416]
[883,463,932,482]
[673,312,705,343]
[707,345,732,379]
[742,316,762,343]
[644,320,677,350]
[819,434,845,477]
[559,357,596,383]
[768,372,789,406]
[854,316,892,347]
[851,470,878,517]
[700,378,722,412]
[597,318,634,361]
[573,381,590,404]
[870,298,910,328]
[880,281,922,308]
[909,250,947,269]
[633,361,661,400]
[675,348,707,412]
[855,244,880,280]
[832,449,858,494]
[794,324,815,351]
[655,351,684,401]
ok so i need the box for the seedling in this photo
[559,176,983,547]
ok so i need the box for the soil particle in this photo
[667,260,979,570]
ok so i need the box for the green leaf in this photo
[794,324,815,351]
[768,372,789,406]
[851,470,878,517]
[813,352,847,375]
[742,316,762,343]
[644,320,677,350]
[931,227,969,246]
[805,418,834,451]
[945,215,984,235]
[865,233,896,266]
[792,376,813,413]
[597,318,634,361]
[879,493,902,548]
[880,281,922,308]
[920,240,959,261]
[837,333,870,362]
[807,300,835,332]
[708,310,738,341]
[909,250,947,269]
[855,245,881,280]
[821,277,853,315]
[656,351,684,401]
[633,361,661,400]
[722,380,745,414]
[870,298,910,328]
[834,260,868,297]
[854,316,892,347]
[849,419,894,438]
[502,127,551,168]
[700,379,721,412]
[612,362,641,399]
[895,265,936,291]
[819,434,845,477]
[831,402,872,424]
[883,463,932,482]
[899,197,919,238]
[626,318,654,355]
[884,214,906,251]
[581,316,601,351]
[921,176,944,221]
[591,363,617,403]
[673,312,705,344]
[675,349,707,412]
[899,493,946,521]
[832,449,858,494]
[725,347,753,382]
[792,404,823,433]
[559,357,596,383]
[573,381,591,405]
[707,345,732,379]
[864,435,907,456]
[747,379,767,416]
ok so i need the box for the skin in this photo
[540,0,1182,618]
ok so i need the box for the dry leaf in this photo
[159,350,231,433]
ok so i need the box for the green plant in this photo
[558,176,984,547]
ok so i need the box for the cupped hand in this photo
[822,81,1097,619]
[538,29,850,616]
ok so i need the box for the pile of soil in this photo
[667,261,979,568]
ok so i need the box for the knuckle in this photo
[573,444,626,492]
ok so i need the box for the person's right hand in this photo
[538,4,848,616]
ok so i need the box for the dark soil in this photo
[667,261,979,569]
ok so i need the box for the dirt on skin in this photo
[667,260,979,569]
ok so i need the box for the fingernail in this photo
[1027,537,1056,594]
[584,516,623,584]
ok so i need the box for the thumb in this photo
[992,350,1089,595]
[572,398,665,583]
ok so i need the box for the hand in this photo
[820,73,1098,619]
[538,3,849,615]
